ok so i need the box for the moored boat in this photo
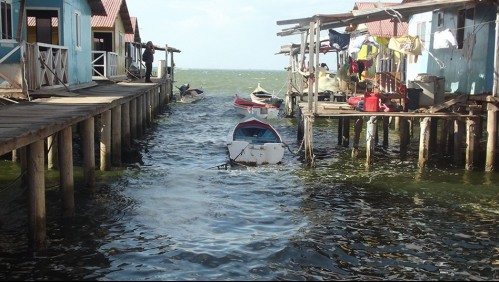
[176,83,204,103]
[226,116,285,165]
[250,83,283,107]
[233,94,280,119]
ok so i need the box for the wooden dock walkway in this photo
[0,78,172,251]
[296,100,497,171]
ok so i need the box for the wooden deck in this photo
[0,80,162,157]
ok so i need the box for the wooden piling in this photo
[47,134,58,170]
[366,116,376,166]
[112,106,122,167]
[81,117,95,192]
[399,117,410,159]
[382,116,389,148]
[342,117,350,147]
[28,140,47,251]
[122,102,131,150]
[485,99,498,172]
[304,114,315,166]
[352,117,363,158]
[465,116,477,171]
[59,126,74,218]
[454,119,464,165]
[100,110,111,171]
[130,98,137,139]
[418,117,431,169]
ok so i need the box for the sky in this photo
[125,0,402,71]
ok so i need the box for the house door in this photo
[93,32,113,76]
[26,9,59,45]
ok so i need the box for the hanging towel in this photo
[433,28,457,49]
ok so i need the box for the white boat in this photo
[227,117,286,165]
[249,83,283,107]
[233,94,280,119]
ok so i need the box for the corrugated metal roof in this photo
[354,2,408,37]
[87,0,107,16]
[125,16,140,43]
[277,0,481,36]
[91,0,133,33]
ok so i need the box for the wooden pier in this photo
[0,78,172,251]
[296,98,498,171]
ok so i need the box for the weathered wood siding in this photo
[427,3,496,95]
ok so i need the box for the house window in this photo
[417,21,426,42]
[0,0,13,40]
[457,8,474,49]
[75,11,81,48]
[437,12,444,28]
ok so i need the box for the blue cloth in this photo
[328,29,350,51]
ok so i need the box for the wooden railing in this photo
[25,42,68,90]
[91,51,118,78]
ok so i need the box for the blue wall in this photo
[427,3,496,95]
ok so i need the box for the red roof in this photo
[125,16,140,43]
[354,2,408,37]
[91,0,133,33]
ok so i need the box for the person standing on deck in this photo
[142,41,155,83]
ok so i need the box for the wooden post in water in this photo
[59,126,74,218]
[382,116,389,149]
[418,117,431,169]
[366,116,376,166]
[136,96,143,137]
[485,98,498,171]
[112,106,122,167]
[47,134,58,170]
[337,118,343,145]
[304,114,315,166]
[28,139,47,251]
[439,119,451,154]
[145,90,151,127]
[342,117,350,147]
[100,110,111,171]
[352,117,363,158]
[143,94,148,129]
[399,117,410,159]
[454,118,464,166]
[122,102,131,150]
[81,117,95,192]
[130,99,137,139]
[465,116,477,171]
[429,118,438,154]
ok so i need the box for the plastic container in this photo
[364,93,379,112]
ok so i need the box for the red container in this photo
[364,95,379,112]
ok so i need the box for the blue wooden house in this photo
[405,0,497,95]
[0,0,106,100]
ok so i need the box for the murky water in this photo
[0,69,497,280]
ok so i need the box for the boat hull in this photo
[233,95,280,119]
[227,117,285,165]
[227,141,285,165]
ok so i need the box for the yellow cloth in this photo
[388,35,422,64]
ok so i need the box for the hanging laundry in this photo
[348,34,380,55]
[328,29,350,51]
[433,28,457,49]
[388,35,422,55]
[388,35,422,63]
